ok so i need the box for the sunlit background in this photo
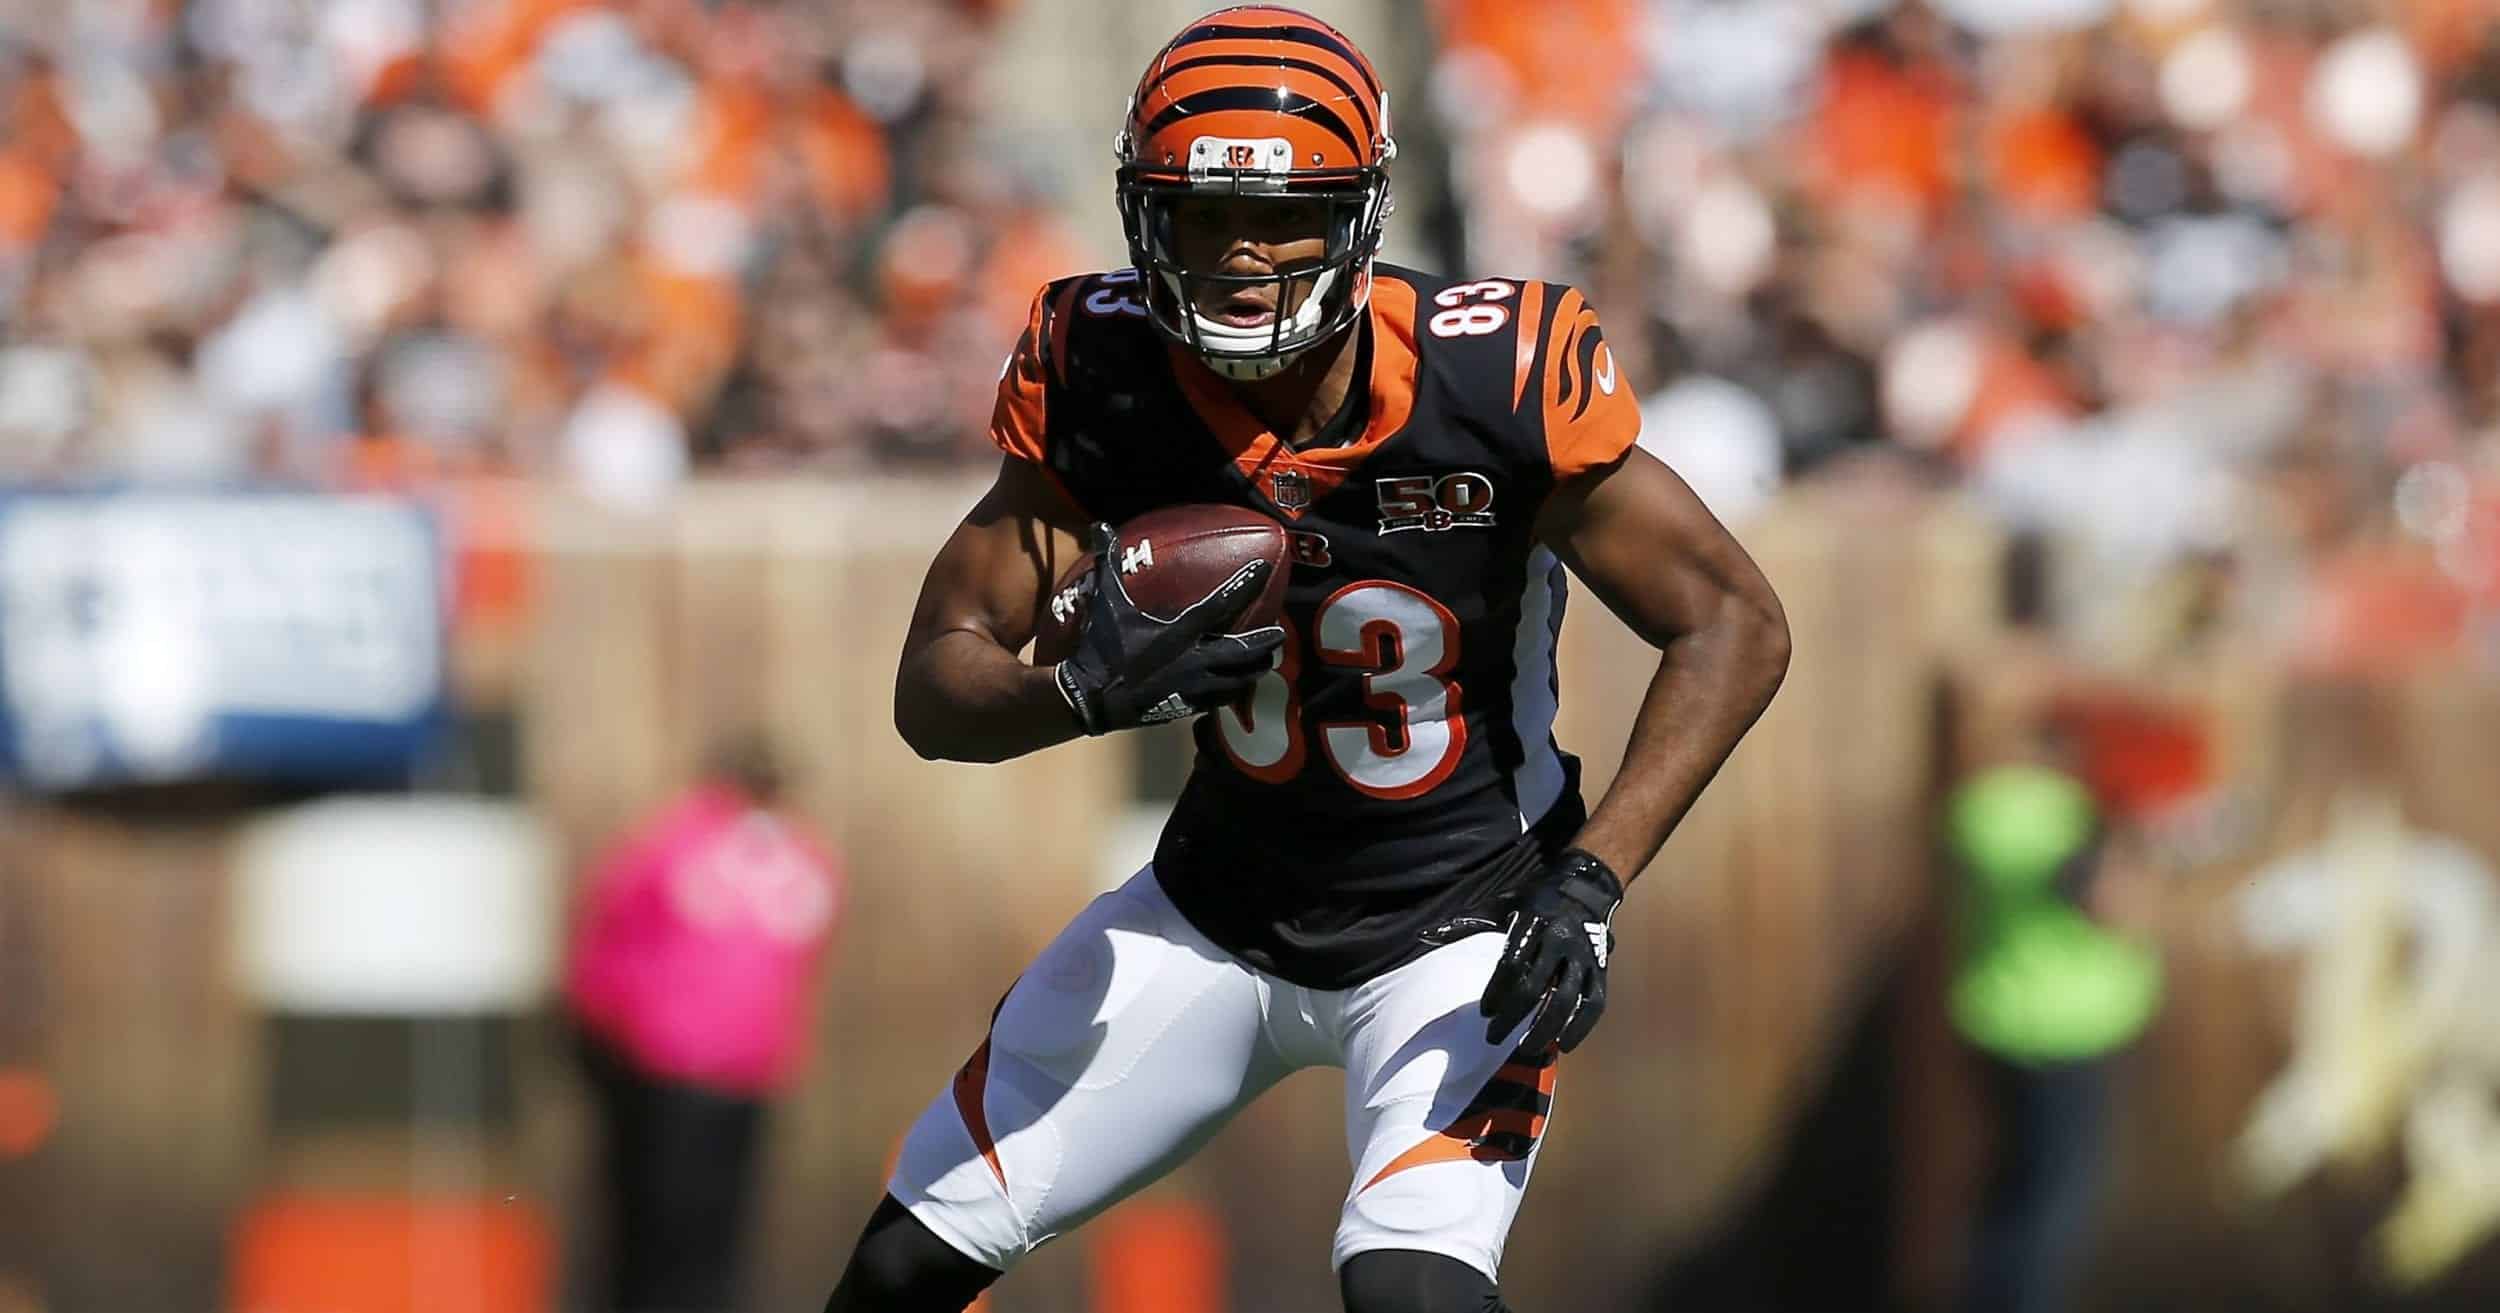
[8,0,2500,1310]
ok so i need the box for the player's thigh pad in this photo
[1333,931,1557,1280]
[889,868,1285,1269]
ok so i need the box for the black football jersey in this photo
[991,263,1642,989]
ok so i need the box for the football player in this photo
[826,8,1790,1312]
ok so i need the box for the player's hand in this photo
[1479,849,1623,1056]
[1055,522,1286,736]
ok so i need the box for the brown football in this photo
[1030,504,1290,666]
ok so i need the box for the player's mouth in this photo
[1204,290,1279,328]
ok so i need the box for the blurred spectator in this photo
[1942,764,2163,1313]
[0,0,1082,492]
[1636,337,1784,524]
[562,734,844,1313]
[7,0,2500,683]
[1401,0,2500,674]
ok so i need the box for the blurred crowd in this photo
[13,0,2500,676]
[0,0,1091,500]
[1436,0,2500,674]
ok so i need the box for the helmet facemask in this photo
[1115,142,1393,381]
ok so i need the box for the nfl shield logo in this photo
[1270,468,1312,513]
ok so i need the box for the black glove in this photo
[1055,522,1286,736]
[1479,849,1624,1055]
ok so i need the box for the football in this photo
[1030,504,1291,666]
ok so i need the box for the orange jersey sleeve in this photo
[1535,285,1641,480]
[989,286,1054,465]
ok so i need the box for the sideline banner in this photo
[0,490,447,790]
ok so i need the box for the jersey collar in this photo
[1167,273,1419,518]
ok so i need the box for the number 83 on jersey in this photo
[1214,580,1464,801]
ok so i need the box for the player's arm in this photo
[1482,447,1789,1054]
[1482,289,1788,1056]
[893,454,1092,764]
[1539,447,1791,879]
[895,283,1283,762]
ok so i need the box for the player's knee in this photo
[1339,1249,1511,1313]
[824,1196,1001,1313]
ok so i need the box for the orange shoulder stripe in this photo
[989,287,1053,465]
[1538,285,1639,479]
[1509,280,1547,413]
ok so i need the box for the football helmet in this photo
[1114,6,1395,381]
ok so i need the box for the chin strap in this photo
[1202,351,1299,381]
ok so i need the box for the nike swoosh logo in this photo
[1593,346,1618,397]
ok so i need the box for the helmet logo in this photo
[1189,136,1294,186]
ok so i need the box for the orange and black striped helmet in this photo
[1114,6,1396,380]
